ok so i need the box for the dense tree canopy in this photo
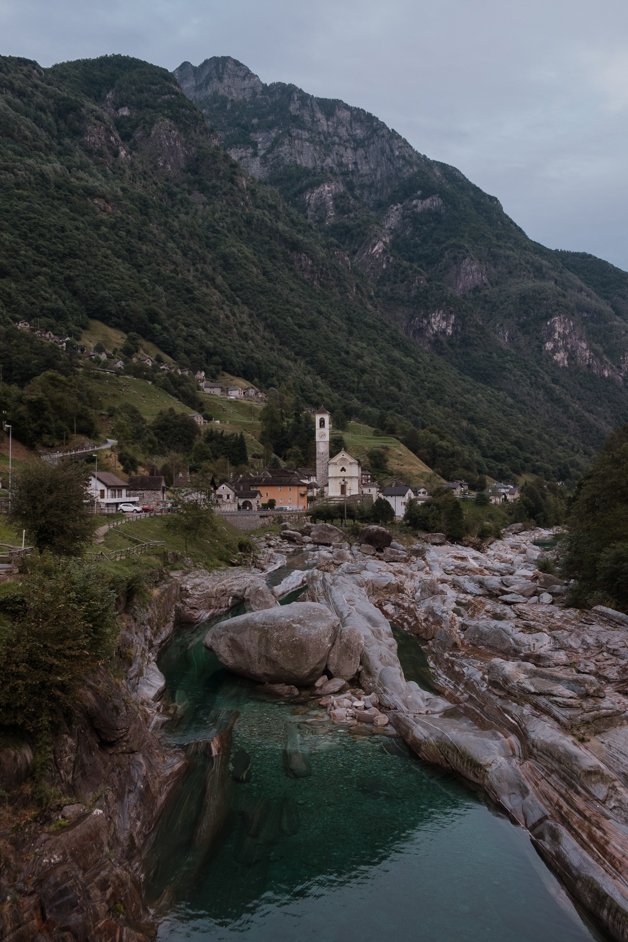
[9,461,95,555]
[0,554,116,735]
[564,424,628,610]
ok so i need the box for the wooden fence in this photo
[94,540,165,562]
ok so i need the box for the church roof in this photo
[315,405,330,414]
[328,449,358,463]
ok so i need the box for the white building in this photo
[88,472,136,512]
[215,482,237,512]
[381,485,414,519]
[327,450,361,498]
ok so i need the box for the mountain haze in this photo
[1,53,627,479]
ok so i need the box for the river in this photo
[145,562,606,942]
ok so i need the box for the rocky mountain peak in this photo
[175,56,263,102]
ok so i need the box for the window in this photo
[319,417,326,428]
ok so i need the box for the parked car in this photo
[118,502,142,513]
[141,504,155,513]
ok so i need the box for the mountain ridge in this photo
[0,53,626,481]
[176,56,628,382]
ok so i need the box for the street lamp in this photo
[2,422,12,511]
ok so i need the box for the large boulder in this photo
[360,525,393,550]
[205,601,340,685]
[309,523,345,545]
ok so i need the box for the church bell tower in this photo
[315,407,331,490]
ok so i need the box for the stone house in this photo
[127,475,167,507]
[215,482,237,511]
[360,470,379,501]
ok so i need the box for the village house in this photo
[234,489,261,511]
[444,480,469,498]
[381,484,414,519]
[360,470,379,501]
[227,386,242,399]
[242,386,267,401]
[203,382,223,395]
[414,486,430,502]
[88,471,136,513]
[190,413,206,427]
[215,482,237,511]
[234,469,307,511]
[490,483,520,504]
[126,474,167,507]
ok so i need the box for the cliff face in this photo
[0,580,185,941]
[176,56,628,410]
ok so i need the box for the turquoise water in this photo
[150,611,604,942]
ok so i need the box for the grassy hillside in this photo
[83,370,195,421]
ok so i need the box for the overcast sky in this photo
[2,0,627,270]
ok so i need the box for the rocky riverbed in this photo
[207,522,628,942]
[2,522,626,940]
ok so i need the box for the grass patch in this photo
[87,511,246,576]
[343,422,439,486]
[0,520,21,545]
[82,372,195,421]
[81,319,174,364]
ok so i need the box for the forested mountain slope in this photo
[176,56,628,475]
[0,54,626,479]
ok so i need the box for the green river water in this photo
[148,568,605,942]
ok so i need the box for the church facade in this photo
[327,450,361,498]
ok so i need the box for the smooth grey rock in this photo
[206,602,340,684]
[503,522,526,534]
[310,523,345,545]
[382,547,408,562]
[592,605,628,627]
[319,677,348,696]
[272,570,307,599]
[137,662,166,702]
[327,624,364,680]
[245,582,279,610]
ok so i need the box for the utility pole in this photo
[93,453,98,513]
[2,422,12,511]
